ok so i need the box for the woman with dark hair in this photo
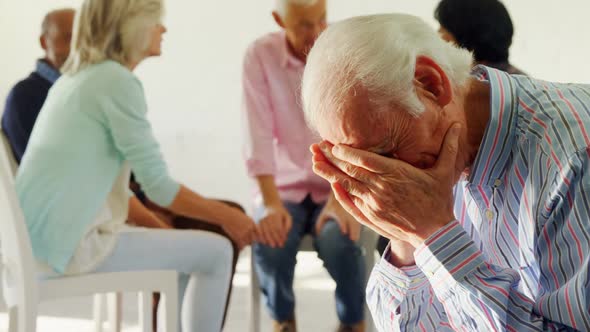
[435,0,525,75]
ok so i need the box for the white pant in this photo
[92,228,233,332]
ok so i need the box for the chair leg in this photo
[93,294,105,332]
[139,292,153,332]
[107,293,123,332]
[8,307,17,332]
[161,286,178,332]
[250,250,261,332]
[9,300,38,332]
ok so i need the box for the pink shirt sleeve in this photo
[241,43,277,177]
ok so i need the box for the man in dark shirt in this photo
[1,8,74,162]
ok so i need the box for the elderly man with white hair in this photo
[241,0,366,331]
[303,13,590,331]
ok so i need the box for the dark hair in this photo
[435,0,513,63]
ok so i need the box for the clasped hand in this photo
[310,124,462,247]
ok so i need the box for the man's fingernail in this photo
[452,124,462,134]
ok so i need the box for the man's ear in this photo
[40,35,47,51]
[272,11,286,29]
[414,55,453,107]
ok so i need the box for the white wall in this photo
[1,0,589,208]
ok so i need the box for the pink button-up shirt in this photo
[241,31,330,204]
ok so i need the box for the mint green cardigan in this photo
[16,60,180,273]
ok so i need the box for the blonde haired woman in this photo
[15,0,256,330]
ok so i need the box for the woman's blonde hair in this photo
[62,0,164,74]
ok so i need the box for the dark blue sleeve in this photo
[1,77,49,163]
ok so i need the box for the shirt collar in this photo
[280,32,305,69]
[468,65,519,187]
[35,59,61,84]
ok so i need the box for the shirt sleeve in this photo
[2,82,44,163]
[369,158,590,332]
[414,161,590,332]
[241,43,277,177]
[367,245,453,331]
[101,75,180,207]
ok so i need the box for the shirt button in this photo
[494,179,502,187]
[486,209,494,220]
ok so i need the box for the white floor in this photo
[0,250,348,332]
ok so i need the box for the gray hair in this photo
[302,13,473,132]
[275,0,319,17]
[62,0,164,75]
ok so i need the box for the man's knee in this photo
[315,220,361,260]
[254,242,298,272]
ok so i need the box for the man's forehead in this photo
[286,0,325,19]
[45,10,74,32]
[319,98,389,152]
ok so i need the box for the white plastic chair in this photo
[1,129,161,332]
[93,292,155,332]
[0,129,18,310]
[0,131,179,332]
[0,129,17,177]
[249,229,379,332]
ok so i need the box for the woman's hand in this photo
[217,203,257,250]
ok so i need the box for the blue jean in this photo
[253,195,366,325]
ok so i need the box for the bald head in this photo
[40,8,75,70]
[272,0,326,62]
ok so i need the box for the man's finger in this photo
[433,123,461,175]
[349,195,408,241]
[313,161,369,198]
[311,143,330,163]
[349,220,361,242]
[335,214,349,236]
[260,225,275,247]
[269,222,285,248]
[261,218,280,247]
[331,144,399,174]
[315,214,328,234]
[280,214,292,246]
[333,184,399,240]
[331,182,371,225]
[317,143,375,183]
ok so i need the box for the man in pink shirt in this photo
[241,1,366,331]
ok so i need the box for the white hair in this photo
[62,0,164,75]
[302,13,473,132]
[275,0,319,17]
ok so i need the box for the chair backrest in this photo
[0,129,18,177]
[0,130,38,307]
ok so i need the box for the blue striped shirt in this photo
[367,66,590,331]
